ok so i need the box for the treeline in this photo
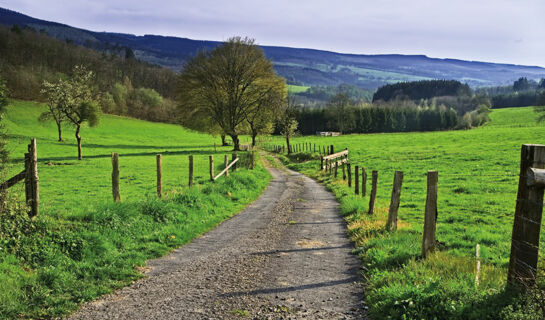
[372,80,472,102]
[291,79,492,135]
[476,77,545,108]
[294,102,470,135]
[0,25,179,122]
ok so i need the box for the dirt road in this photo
[69,157,366,319]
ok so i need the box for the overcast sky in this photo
[3,0,545,66]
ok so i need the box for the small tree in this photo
[535,90,545,122]
[40,81,68,141]
[278,95,298,154]
[43,66,100,159]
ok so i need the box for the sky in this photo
[3,0,545,67]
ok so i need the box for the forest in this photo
[476,77,545,108]
[292,80,492,135]
[0,25,179,123]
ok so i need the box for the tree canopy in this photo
[42,65,100,159]
[177,37,285,150]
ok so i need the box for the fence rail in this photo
[213,157,239,181]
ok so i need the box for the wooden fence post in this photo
[320,156,323,171]
[329,159,332,174]
[508,144,545,287]
[334,161,338,178]
[111,152,120,202]
[342,162,346,180]
[26,139,39,217]
[347,163,352,187]
[368,170,378,214]
[386,171,404,231]
[313,144,316,153]
[422,171,438,257]
[156,154,162,197]
[232,153,237,171]
[224,155,230,176]
[330,145,334,155]
[355,166,359,195]
[188,155,194,187]
[361,167,367,197]
[209,155,214,181]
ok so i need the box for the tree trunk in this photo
[231,135,240,151]
[221,134,228,146]
[56,121,63,142]
[286,136,291,154]
[76,124,82,160]
[251,133,257,147]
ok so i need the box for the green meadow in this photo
[269,106,545,319]
[0,100,270,319]
[287,84,310,94]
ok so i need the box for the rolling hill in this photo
[1,7,545,88]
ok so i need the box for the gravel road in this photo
[69,157,367,320]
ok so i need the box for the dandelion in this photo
[171,235,176,239]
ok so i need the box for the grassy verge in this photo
[0,100,271,319]
[270,106,545,319]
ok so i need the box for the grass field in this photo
[0,100,271,319]
[267,106,545,319]
[287,84,310,93]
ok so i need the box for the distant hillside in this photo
[2,7,545,88]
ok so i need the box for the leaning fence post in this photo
[156,154,162,197]
[111,152,120,202]
[188,155,194,187]
[508,144,545,287]
[422,170,438,257]
[361,167,367,197]
[342,162,346,180]
[26,139,39,217]
[334,161,338,178]
[355,165,359,195]
[386,171,403,231]
[209,155,214,181]
[368,170,378,214]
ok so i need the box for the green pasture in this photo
[0,100,270,319]
[268,106,545,319]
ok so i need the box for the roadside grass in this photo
[0,100,271,319]
[270,106,545,319]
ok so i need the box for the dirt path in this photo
[69,156,366,319]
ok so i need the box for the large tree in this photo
[177,37,286,151]
[244,77,285,146]
[42,66,100,159]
